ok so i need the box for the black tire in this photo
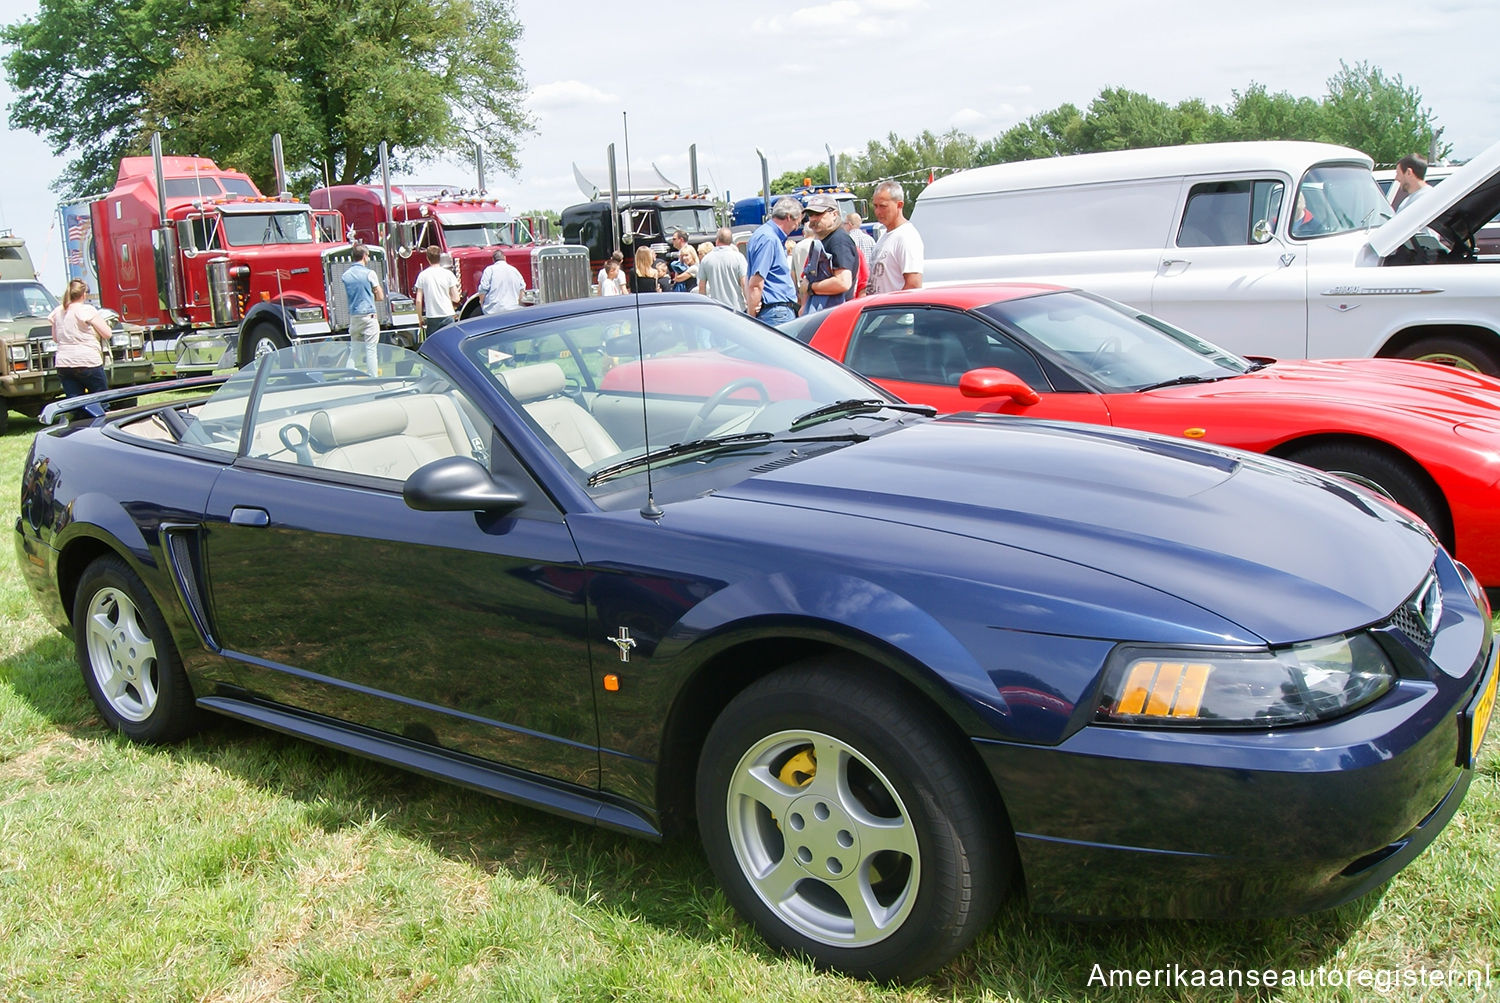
[239,323,290,367]
[696,660,1009,982]
[1286,441,1452,547]
[1392,335,1500,376]
[0,405,9,436]
[72,555,202,744]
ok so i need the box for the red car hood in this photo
[1161,358,1500,425]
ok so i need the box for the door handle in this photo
[229,507,270,527]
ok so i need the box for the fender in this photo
[658,570,1005,732]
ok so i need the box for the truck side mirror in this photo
[1251,219,1274,244]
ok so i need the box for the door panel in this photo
[201,465,600,787]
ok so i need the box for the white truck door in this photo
[1151,176,1309,359]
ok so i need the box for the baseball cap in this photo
[802,194,839,214]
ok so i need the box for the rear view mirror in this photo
[959,367,1041,406]
[1252,219,1274,244]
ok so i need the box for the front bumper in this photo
[979,592,1494,919]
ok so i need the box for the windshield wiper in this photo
[791,398,935,430]
[588,431,867,485]
[1135,373,1236,392]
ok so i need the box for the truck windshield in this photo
[444,221,532,248]
[0,281,58,321]
[222,211,317,246]
[1291,165,1392,239]
[658,207,718,236]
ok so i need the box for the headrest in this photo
[499,362,566,402]
[309,402,408,448]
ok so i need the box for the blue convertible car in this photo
[14,294,1496,980]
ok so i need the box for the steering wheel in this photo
[279,422,313,465]
[1087,338,1122,371]
[683,378,771,440]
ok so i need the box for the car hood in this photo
[1368,137,1500,257]
[1156,358,1500,424]
[715,416,1436,644]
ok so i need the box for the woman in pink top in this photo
[49,279,114,417]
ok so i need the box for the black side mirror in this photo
[404,456,525,514]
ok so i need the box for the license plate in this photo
[1466,647,1498,768]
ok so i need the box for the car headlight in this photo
[112,332,129,347]
[8,345,26,362]
[1097,633,1394,728]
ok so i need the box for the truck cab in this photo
[560,195,719,278]
[86,151,418,371]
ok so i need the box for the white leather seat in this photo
[499,363,620,467]
[309,401,445,480]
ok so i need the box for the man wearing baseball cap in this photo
[798,193,859,315]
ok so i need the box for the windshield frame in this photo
[457,299,902,507]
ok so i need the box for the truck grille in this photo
[532,245,592,304]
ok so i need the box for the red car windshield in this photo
[978,291,1254,392]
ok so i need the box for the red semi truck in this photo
[310,184,590,315]
[79,134,418,371]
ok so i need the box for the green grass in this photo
[1,411,1496,1002]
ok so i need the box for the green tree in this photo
[4,0,531,198]
[769,163,830,194]
[1318,60,1450,164]
[1073,88,1186,151]
[1212,82,1324,142]
[843,129,979,201]
[977,104,1086,163]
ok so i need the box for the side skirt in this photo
[197,695,661,840]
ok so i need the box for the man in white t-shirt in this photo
[413,245,461,336]
[477,249,526,313]
[867,180,925,295]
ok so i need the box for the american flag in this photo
[66,217,90,266]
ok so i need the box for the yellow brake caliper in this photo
[778,747,817,788]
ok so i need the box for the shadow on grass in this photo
[3,633,1382,996]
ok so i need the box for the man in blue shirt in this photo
[746,197,801,325]
[340,244,384,374]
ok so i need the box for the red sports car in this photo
[783,284,1500,588]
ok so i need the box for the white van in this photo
[914,140,1500,373]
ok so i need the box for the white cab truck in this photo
[914,140,1500,374]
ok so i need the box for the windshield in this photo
[221,211,317,246]
[444,221,532,247]
[1291,165,1392,238]
[658,207,718,236]
[0,281,59,321]
[978,290,1252,391]
[461,300,892,496]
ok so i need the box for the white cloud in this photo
[527,80,620,111]
[754,0,913,38]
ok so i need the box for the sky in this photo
[2,0,1498,292]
